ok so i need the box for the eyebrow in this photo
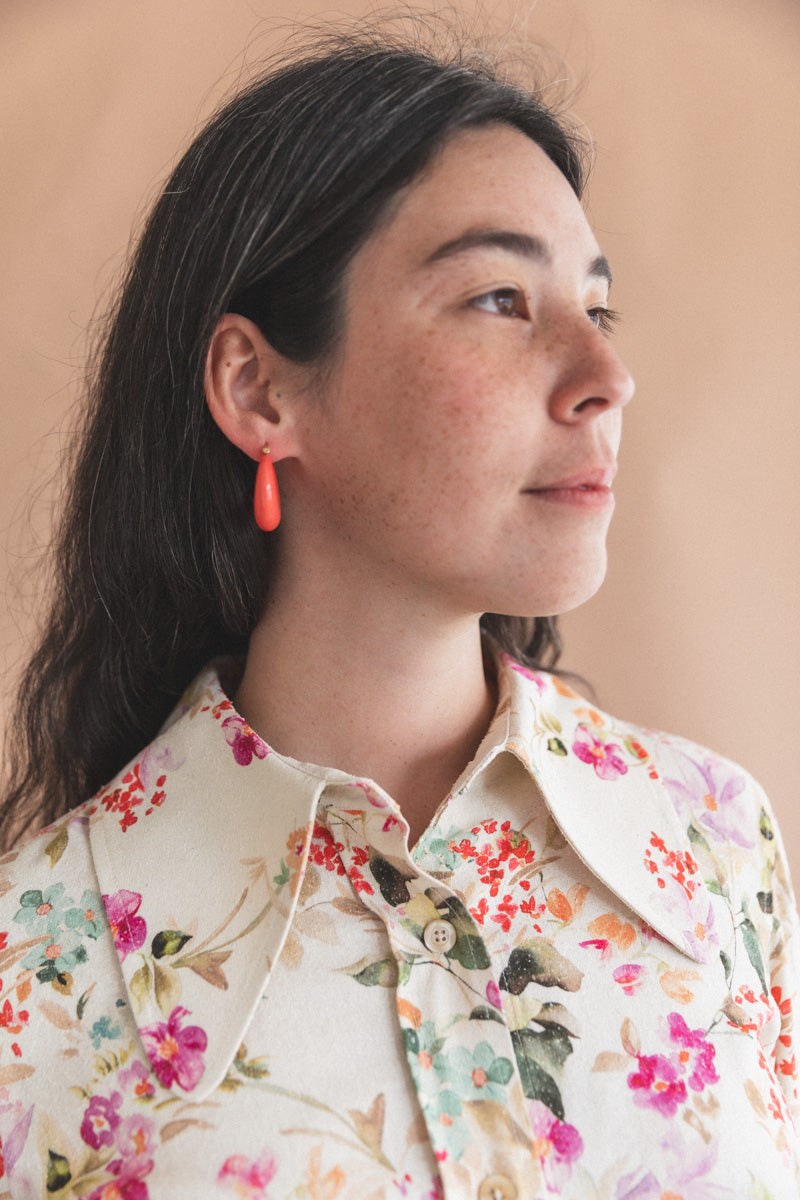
[424,229,612,284]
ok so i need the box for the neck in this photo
[234,568,496,846]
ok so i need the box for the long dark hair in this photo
[2,26,588,847]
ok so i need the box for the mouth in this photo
[522,466,617,510]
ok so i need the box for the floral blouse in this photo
[0,653,797,1199]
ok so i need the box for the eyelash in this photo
[588,307,621,334]
[470,290,621,333]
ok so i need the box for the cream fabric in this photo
[0,654,796,1198]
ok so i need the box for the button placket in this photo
[324,798,540,1199]
[478,1174,518,1200]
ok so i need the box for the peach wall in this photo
[2,1,798,869]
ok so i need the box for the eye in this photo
[469,288,528,319]
[587,306,620,334]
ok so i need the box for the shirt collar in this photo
[88,653,722,1101]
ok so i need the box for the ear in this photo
[204,313,299,462]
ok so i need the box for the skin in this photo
[205,123,634,845]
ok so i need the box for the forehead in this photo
[358,123,601,275]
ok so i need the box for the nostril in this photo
[573,396,606,415]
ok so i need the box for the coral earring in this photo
[254,446,281,531]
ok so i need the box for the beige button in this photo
[478,1175,517,1200]
[422,919,457,953]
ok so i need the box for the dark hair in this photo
[2,25,588,847]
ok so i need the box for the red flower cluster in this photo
[95,764,167,833]
[307,823,346,876]
[644,833,698,898]
[451,819,536,898]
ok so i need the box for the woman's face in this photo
[289,122,634,619]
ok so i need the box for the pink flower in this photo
[627,1053,687,1116]
[118,1060,155,1101]
[662,750,754,849]
[85,1152,152,1200]
[116,1113,156,1159]
[140,1006,207,1091]
[613,963,645,995]
[218,1151,277,1197]
[615,1130,721,1199]
[527,1100,583,1192]
[579,938,612,961]
[222,716,269,766]
[103,890,147,961]
[81,1091,122,1149]
[503,655,546,692]
[666,1012,719,1091]
[657,879,719,964]
[572,726,628,781]
[485,979,503,1010]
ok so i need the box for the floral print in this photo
[139,1004,207,1091]
[526,1101,582,1193]
[104,889,147,960]
[218,1151,277,1197]
[0,654,796,1198]
[571,724,628,781]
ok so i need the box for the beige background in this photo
[1,1,799,870]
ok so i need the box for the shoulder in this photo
[0,800,106,989]
[529,666,785,888]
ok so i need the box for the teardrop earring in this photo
[253,446,281,531]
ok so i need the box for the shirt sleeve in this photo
[759,783,800,1122]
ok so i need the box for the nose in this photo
[548,319,635,423]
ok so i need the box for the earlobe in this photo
[204,313,289,461]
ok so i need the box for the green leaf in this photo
[447,933,491,972]
[151,930,193,959]
[534,1002,582,1039]
[487,1055,514,1086]
[720,949,733,988]
[740,916,768,995]
[153,960,182,1018]
[76,986,94,1021]
[129,961,152,1015]
[547,737,567,757]
[369,853,412,906]
[44,827,69,868]
[403,1027,420,1056]
[499,941,583,994]
[234,1049,270,1079]
[759,808,774,842]
[512,1023,574,1077]
[510,1030,564,1118]
[350,958,399,988]
[757,891,774,915]
[19,889,44,909]
[46,1149,71,1192]
[469,1005,505,1024]
[272,859,291,888]
[687,824,711,851]
[706,879,724,896]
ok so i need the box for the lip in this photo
[523,465,617,509]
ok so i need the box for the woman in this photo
[0,29,797,1200]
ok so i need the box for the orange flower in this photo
[546,888,573,922]
[587,913,636,951]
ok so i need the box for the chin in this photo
[495,552,609,620]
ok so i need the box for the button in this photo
[422,919,457,953]
[478,1175,517,1200]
